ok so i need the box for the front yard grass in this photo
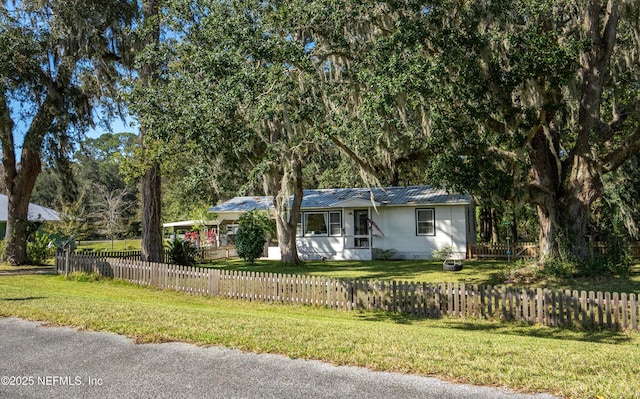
[204,259,640,294]
[1,274,638,399]
[75,239,141,252]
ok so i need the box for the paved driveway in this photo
[0,318,558,399]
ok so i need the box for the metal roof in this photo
[209,196,274,213]
[0,194,60,222]
[209,186,471,213]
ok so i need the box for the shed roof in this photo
[209,186,471,213]
[0,194,60,222]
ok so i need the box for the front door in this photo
[353,209,369,248]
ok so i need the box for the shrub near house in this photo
[235,209,273,264]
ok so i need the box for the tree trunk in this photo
[479,206,491,242]
[138,0,163,263]
[275,210,299,264]
[4,152,41,265]
[1,91,53,265]
[267,159,303,265]
[6,193,33,265]
[535,204,557,261]
[527,121,562,262]
[558,155,603,261]
[490,208,500,244]
[141,161,164,262]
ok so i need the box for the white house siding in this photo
[207,186,474,262]
[296,236,344,260]
[282,204,469,261]
[371,205,468,260]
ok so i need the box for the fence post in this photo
[65,248,70,277]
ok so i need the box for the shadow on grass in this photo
[1,296,48,301]
[441,320,636,344]
[340,308,636,345]
[353,311,418,325]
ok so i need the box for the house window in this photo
[305,213,328,236]
[329,211,341,236]
[416,209,435,236]
[299,211,343,237]
[296,214,302,237]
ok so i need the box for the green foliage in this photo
[26,232,55,265]
[43,192,94,241]
[541,257,576,279]
[372,248,396,260]
[540,230,577,278]
[431,246,454,261]
[0,239,6,262]
[235,209,273,265]
[579,255,633,279]
[166,238,198,266]
[1,0,137,264]
[541,228,633,278]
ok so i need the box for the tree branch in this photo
[0,91,17,191]
[328,134,380,184]
[602,121,640,173]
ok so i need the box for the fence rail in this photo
[56,254,639,331]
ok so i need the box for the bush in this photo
[579,254,633,278]
[235,209,273,264]
[372,248,396,260]
[431,246,453,261]
[541,257,576,278]
[166,238,198,266]
[27,232,55,265]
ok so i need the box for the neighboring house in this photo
[208,186,475,261]
[0,194,61,239]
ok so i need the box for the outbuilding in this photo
[0,194,61,239]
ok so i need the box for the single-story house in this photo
[208,186,475,261]
[0,194,61,239]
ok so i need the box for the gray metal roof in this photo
[209,196,274,213]
[0,194,60,222]
[209,186,471,213]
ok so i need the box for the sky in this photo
[87,115,139,139]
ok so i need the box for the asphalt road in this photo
[0,318,559,399]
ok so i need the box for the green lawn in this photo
[75,239,142,252]
[204,258,640,294]
[0,274,638,399]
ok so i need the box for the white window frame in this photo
[297,211,343,237]
[329,211,342,236]
[296,214,303,237]
[304,212,329,236]
[416,208,435,236]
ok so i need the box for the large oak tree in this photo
[390,0,640,264]
[0,0,134,264]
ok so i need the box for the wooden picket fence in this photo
[469,242,538,259]
[55,254,640,331]
[71,246,237,263]
[469,241,640,260]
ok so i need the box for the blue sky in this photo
[87,115,139,139]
